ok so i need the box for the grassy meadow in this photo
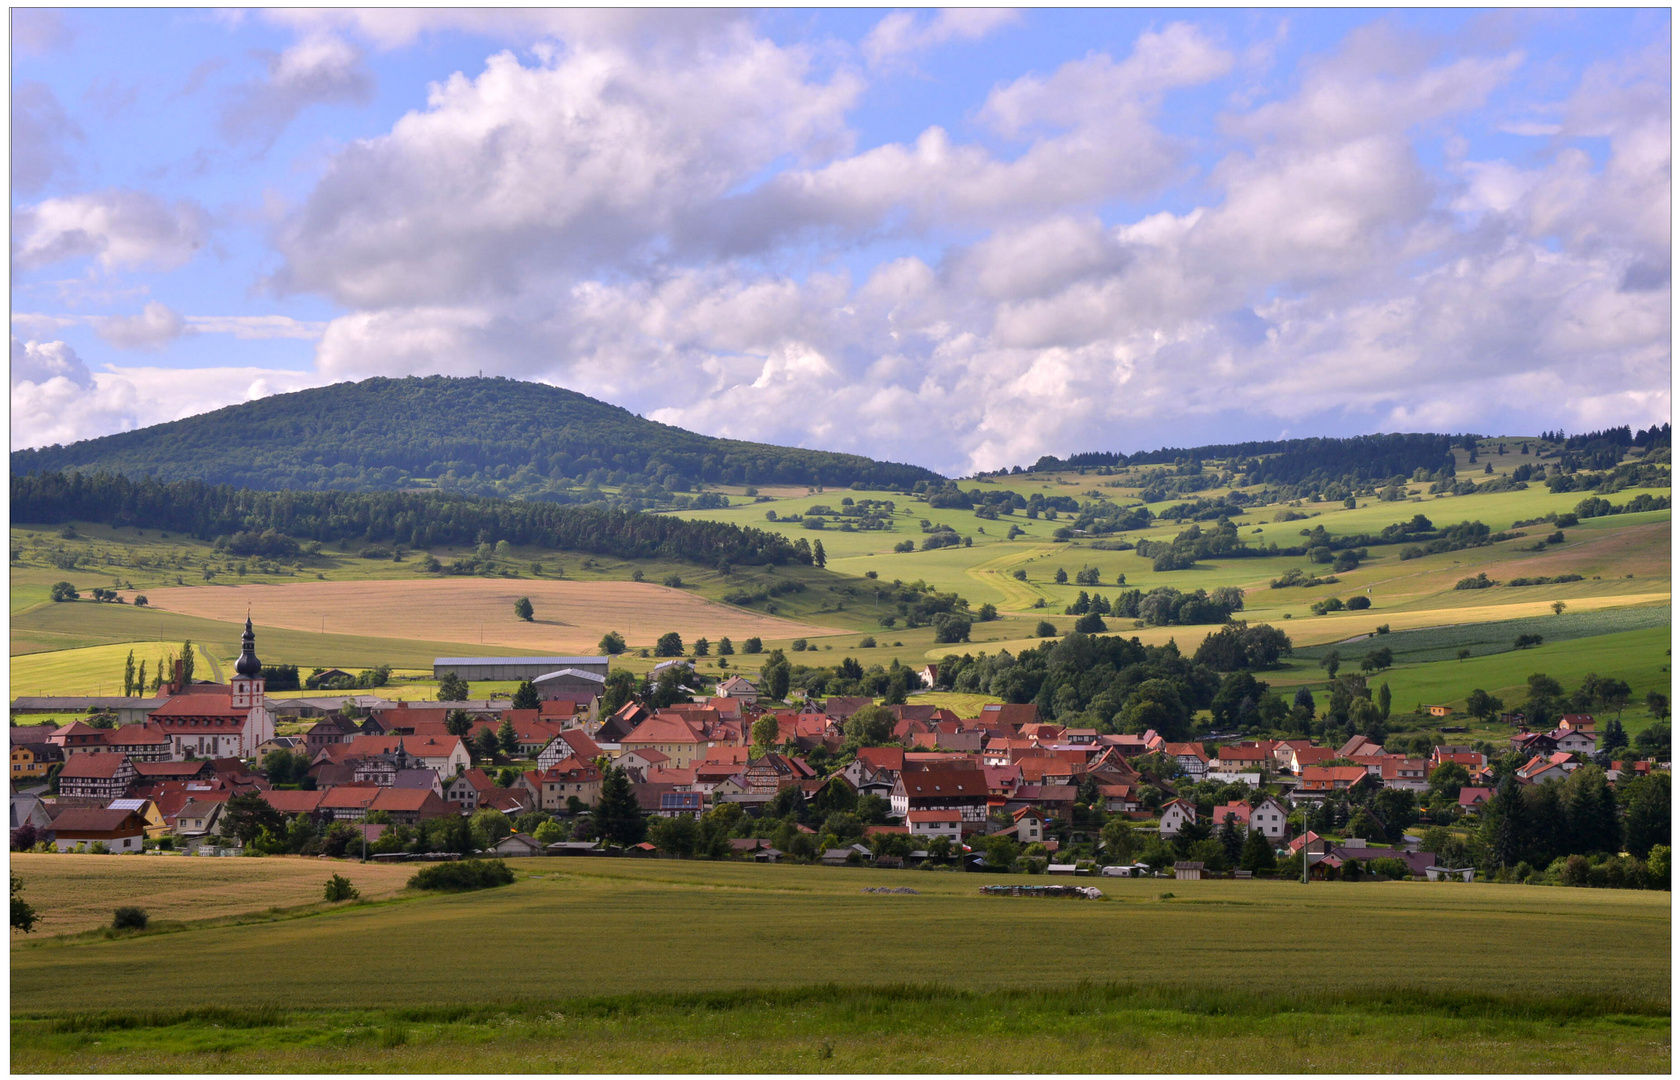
[10,857,1670,1072]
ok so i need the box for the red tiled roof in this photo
[261,789,325,813]
[908,809,962,823]
[51,808,143,833]
[58,752,130,778]
[900,769,987,798]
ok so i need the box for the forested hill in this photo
[10,375,942,501]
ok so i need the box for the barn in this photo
[431,657,611,682]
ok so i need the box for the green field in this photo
[10,858,1670,1072]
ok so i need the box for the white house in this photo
[1247,797,1289,840]
[906,809,962,842]
[1158,798,1197,838]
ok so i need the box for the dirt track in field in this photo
[139,578,844,652]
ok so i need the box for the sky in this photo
[10,7,1671,476]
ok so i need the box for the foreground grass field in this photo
[10,858,1670,1072]
[13,984,1669,1073]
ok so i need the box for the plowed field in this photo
[138,579,843,652]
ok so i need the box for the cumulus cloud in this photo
[94,302,193,350]
[220,33,374,148]
[262,8,741,51]
[9,338,323,451]
[13,189,209,271]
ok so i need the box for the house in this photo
[1337,735,1386,759]
[1209,745,1269,783]
[443,769,495,813]
[906,809,963,842]
[173,798,225,838]
[57,752,136,800]
[539,759,603,811]
[1295,766,1372,801]
[49,720,111,751]
[1008,784,1077,823]
[132,759,216,785]
[621,714,711,769]
[10,742,62,780]
[319,786,382,821]
[11,792,55,839]
[1173,861,1205,881]
[1374,756,1431,792]
[1557,714,1596,733]
[820,843,874,866]
[715,675,759,704]
[368,787,453,825]
[891,766,989,823]
[1158,798,1197,838]
[1427,705,1452,718]
[50,808,147,853]
[1431,747,1487,771]
[1517,752,1578,784]
[1016,756,1076,786]
[1162,742,1209,780]
[743,753,805,794]
[107,797,169,839]
[493,832,547,857]
[1249,796,1289,839]
[259,788,328,823]
[254,735,306,759]
[1098,784,1139,814]
[979,703,1039,729]
[342,734,470,777]
[1011,806,1046,845]
[536,729,603,770]
[304,714,362,754]
[1547,727,1597,755]
[657,790,704,818]
[1458,787,1492,812]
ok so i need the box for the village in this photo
[7,618,1666,887]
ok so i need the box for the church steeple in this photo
[234,613,262,678]
[232,612,265,710]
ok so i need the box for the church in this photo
[146,616,277,760]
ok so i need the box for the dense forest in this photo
[9,375,942,501]
[11,471,810,567]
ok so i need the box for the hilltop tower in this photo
[231,614,266,710]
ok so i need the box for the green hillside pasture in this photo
[1275,625,1671,736]
[12,859,1668,1011]
[1293,604,1672,664]
[10,859,1668,1072]
[13,983,1667,1073]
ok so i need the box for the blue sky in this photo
[11,8,1670,474]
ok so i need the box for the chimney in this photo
[171,658,185,695]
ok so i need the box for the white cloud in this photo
[12,81,81,195]
[862,9,1020,68]
[9,344,323,451]
[12,337,94,388]
[13,189,209,271]
[220,34,374,148]
[183,315,328,340]
[262,9,740,51]
[94,302,193,350]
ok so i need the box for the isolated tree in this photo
[751,714,780,750]
[219,792,286,847]
[497,715,520,756]
[511,680,540,711]
[49,581,78,602]
[443,709,474,738]
[813,539,827,569]
[437,673,470,702]
[1552,600,1567,616]
[1240,827,1277,873]
[514,596,534,622]
[1376,681,1392,720]
[1645,691,1670,720]
[122,650,136,697]
[717,637,734,656]
[1464,688,1502,722]
[654,632,685,658]
[693,638,710,658]
[1101,819,1135,863]
[473,726,500,761]
[178,640,195,684]
[843,705,897,750]
[11,875,39,934]
[595,765,647,846]
[1319,651,1340,679]
[597,630,627,655]
[1035,620,1058,638]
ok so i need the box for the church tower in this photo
[231,614,265,709]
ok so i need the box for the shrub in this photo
[1310,597,1345,615]
[407,859,517,892]
[1453,573,1495,590]
[1073,612,1107,634]
[893,540,915,553]
[323,874,360,902]
[112,906,149,930]
[1034,620,1058,638]
[1346,595,1371,610]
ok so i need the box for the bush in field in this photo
[323,874,360,902]
[112,906,149,930]
[408,858,516,892]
